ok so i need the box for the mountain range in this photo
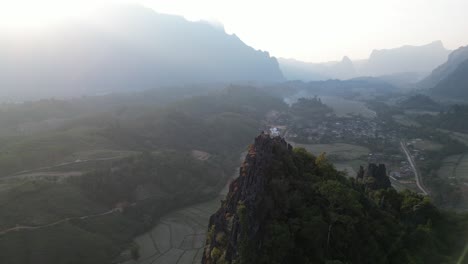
[411,45,468,99]
[420,45,468,89]
[279,41,451,82]
[0,5,284,100]
[1,5,466,101]
[278,56,356,81]
[430,58,468,98]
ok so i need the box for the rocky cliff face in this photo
[201,135,397,264]
[202,133,293,264]
[201,135,460,264]
[356,163,392,190]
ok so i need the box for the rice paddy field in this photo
[447,131,468,146]
[122,176,235,264]
[122,198,219,264]
[438,154,468,181]
[411,139,443,151]
[455,155,468,180]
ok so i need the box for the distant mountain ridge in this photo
[278,56,356,81]
[431,59,468,98]
[0,5,284,100]
[360,41,450,76]
[420,45,468,89]
[279,41,451,82]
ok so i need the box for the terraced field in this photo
[438,154,468,180]
[122,198,219,264]
[411,139,443,151]
[450,132,468,147]
[121,153,244,264]
[121,183,231,264]
[456,155,468,180]
[438,129,468,146]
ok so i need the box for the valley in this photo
[2,85,468,264]
[0,3,468,263]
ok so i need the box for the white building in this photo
[269,127,280,137]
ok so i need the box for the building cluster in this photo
[269,127,281,137]
[288,117,398,144]
[395,161,416,179]
[367,153,415,179]
[406,139,426,161]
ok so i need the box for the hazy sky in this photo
[1,0,468,62]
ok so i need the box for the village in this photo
[285,116,398,145]
[266,110,424,190]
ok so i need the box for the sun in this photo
[0,0,107,31]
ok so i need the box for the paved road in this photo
[400,141,429,195]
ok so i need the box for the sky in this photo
[0,0,467,62]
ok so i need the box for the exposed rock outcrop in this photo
[201,135,456,264]
[202,133,292,264]
[356,163,392,190]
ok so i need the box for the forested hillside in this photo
[203,134,468,264]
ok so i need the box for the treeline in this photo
[417,104,468,133]
[289,96,333,119]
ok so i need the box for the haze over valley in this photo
[1,1,468,264]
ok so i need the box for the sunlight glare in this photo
[0,0,104,31]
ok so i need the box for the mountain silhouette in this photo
[420,45,468,89]
[278,41,450,82]
[0,5,284,100]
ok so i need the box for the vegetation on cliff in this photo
[203,134,468,264]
